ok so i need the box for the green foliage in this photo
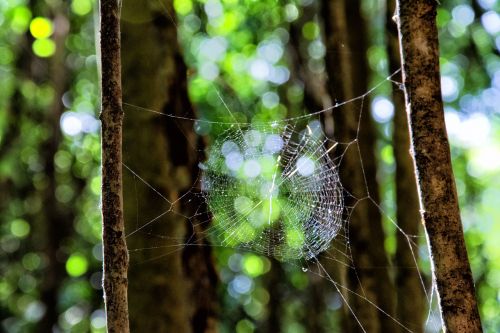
[1,0,499,332]
[0,0,102,332]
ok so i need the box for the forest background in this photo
[1,0,499,332]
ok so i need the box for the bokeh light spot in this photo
[481,11,500,35]
[60,112,83,136]
[0,46,14,65]
[71,0,93,16]
[264,134,283,153]
[225,151,244,171]
[452,5,475,27]
[242,255,264,277]
[10,6,32,34]
[29,17,53,39]
[174,0,193,16]
[32,38,56,58]
[371,96,394,123]
[296,156,315,177]
[234,196,253,214]
[66,254,89,277]
[10,219,30,238]
[236,319,255,333]
[243,159,261,178]
[302,22,319,40]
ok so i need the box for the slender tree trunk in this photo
[304,273,328,333]
[322,1,380,332]
[263,260,283,333]
[344,2,399,331]
[120,0,218,331]
[321,1,396,331]
[286,0,329,115]
[99,0,130,332]
[322,2,377,331]
[285,8,334,332]
[386,0,424,331]
[395,1,482,332]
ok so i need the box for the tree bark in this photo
[395,1,482,332]
[386,0,424,331]
[321,1,396,331]
[120,0,218,331]
[99,0,130,332]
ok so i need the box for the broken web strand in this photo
[121,72,434,332]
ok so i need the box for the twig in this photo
[99,0,130,332]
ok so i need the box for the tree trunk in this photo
[263,260,283,333]
[344,2,399,331]
[99,0,130,332]
[120,0,218,331]
[285,8,333,332]
[386,0,424,331]
[395,1,482,332]
[321,0,396,331]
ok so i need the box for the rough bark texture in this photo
[99,1,130,332]
[121,0,218,331]
[395,1,482,332]
[321,1,396,332]
[386,0,424,331]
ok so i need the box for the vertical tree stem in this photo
[322,1,396,331]
[99,0,130,332]
[395,1,482,332]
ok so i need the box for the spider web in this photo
[199,121,343,262]
[119,3,441,333]
[122,73,440,332]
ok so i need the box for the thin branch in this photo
[99,0,130,332]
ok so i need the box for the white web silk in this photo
[200,122,343,261]
[122,69,436,333]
